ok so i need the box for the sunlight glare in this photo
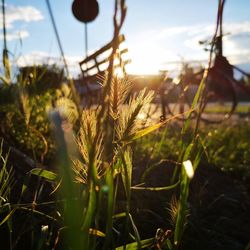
[126,43,165,75]
[137,112,147,120]
[183,160,194,179]
[114,67,124,78]
[173,77,181,85]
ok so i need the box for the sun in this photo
[126,42,166,75]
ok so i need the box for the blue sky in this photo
[1,0,250,76]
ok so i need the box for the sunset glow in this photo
[126,43,167,75]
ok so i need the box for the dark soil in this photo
[129,161,250,250]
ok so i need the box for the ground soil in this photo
[129,161,250,250]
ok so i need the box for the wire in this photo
[45,0,70,78]
[45,0,80,112]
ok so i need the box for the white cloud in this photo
[224,21,250,35]
[157,22,250,65]
[160,21,250,39]
[0,30,29,41]
[0,4,44,29]
[0,4,43,42]
[15,51,82,77]
[158,26,198,38]
[183,21,250,49]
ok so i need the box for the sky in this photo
[0,0,250,77]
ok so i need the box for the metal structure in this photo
[162,0,250,123]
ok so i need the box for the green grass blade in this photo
[129,110,195,141]
[82,182,96,245]
[103,169,114,249]
[116,237,154,250]
[20,173,31,198]
[128,213,141,249]
[173,141,202,247]
[36,225,49,250]
[119,149,132,250]
[131,180,179,191]
[0,209,16,226]
[113,212,126,219]
[182,71,206,135]
[89,228,106,237]
[173,174,189,247]
[50,111,83,249]
[29,168,58,181]
[165,238,173,250]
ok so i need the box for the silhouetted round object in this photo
[72,0,99,23]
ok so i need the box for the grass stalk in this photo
[50,111,83,249]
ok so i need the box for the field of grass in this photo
[133,121,250,250]
[1,71,250,249]
[1,110,250,249]
[135,121,250,182]
[203,103,250,114]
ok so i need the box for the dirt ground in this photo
[128,161,250,250]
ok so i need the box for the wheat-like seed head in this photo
[167,195,190,229]
[120,147,132,196]
[109,75,133,120]
[55,97,79,124]
[72,158,88,184]
[116,88,154,142]
[19,89,31,125]
[167,195,179,226]
[76,110,104,182]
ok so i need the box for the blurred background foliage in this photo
[0,64,78,164]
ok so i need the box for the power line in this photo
[45,0,70,78]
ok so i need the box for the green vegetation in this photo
[203,104,250,114]
[0,0,250,249]
[1,53,249,249]
[136,122,250,183]
[0,65,78,163]
[204,123,250,182]
[1,62,250,250]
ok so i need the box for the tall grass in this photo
[0,140,15,249]
[48,49,206,250]
[0,0,226,249]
